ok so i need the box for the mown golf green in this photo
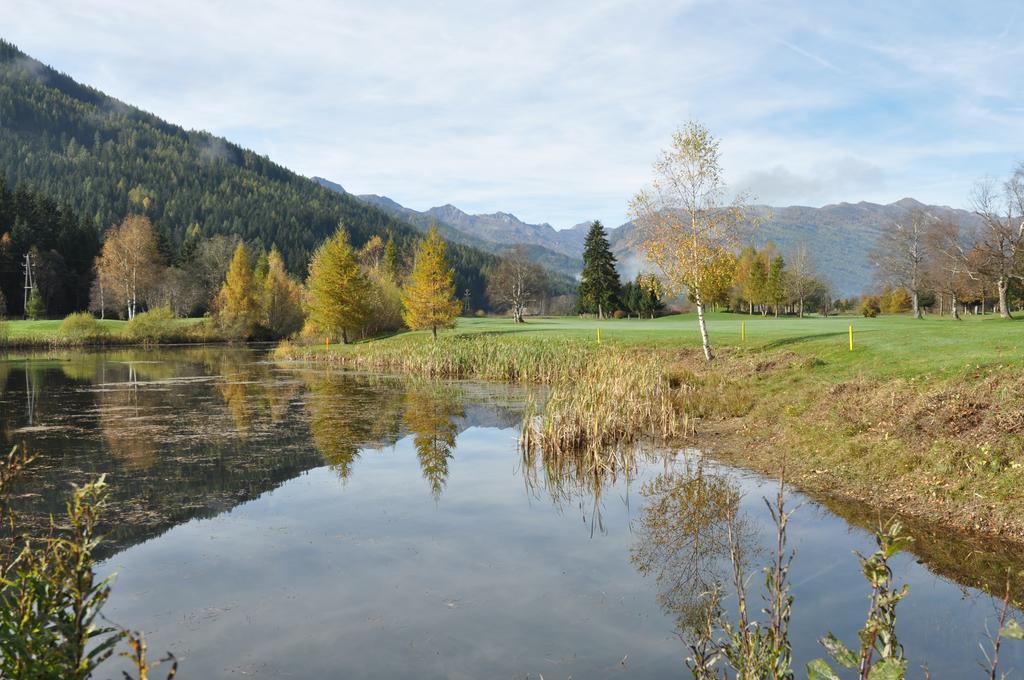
[413,311,1024,379]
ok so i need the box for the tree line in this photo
[867,168,1024,319]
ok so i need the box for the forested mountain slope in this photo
[0,40,496,304]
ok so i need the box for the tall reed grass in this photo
[276,334,599,383]
[278,334,695,463]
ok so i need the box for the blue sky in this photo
[5,0,1022,227]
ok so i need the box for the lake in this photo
[0,346,1020,678]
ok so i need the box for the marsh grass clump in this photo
[521,350,689,462]
[277,334,599,383]
[59,312,109,345]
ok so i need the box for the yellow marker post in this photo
[596,327,601,344]
[326,336,330,352]
[741,321,746,342]
[848,324,853,351]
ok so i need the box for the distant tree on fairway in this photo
[307,225,370,344]
[486,246,549,323]
[401,225,461,339]
[216,243,260,340]
[973,165,1024,318]
[261,246,305,338]
[924,217,974,320]
[576,220,621,319]
[622,273,666,318]
[766,254,786,317]
[869,208,931,319]
[732,246,759,314]
[631,122,751,361]
[785,243,819,318]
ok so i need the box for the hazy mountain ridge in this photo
[313,177,585,279]
[321,182,981,295]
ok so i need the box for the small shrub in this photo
[25,289,45,320]
[474,309,486,318]
[59,312,108,344]
[124,307,179,344]
[612,309,626,319]
[859,296,881,318]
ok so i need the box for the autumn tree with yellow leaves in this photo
[215,242,260,340]
[95,215,163,320]
[401,225,461,339]
[306,225,370,344]
[629,122,752,361]
[261,246,305,338]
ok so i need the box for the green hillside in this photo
[0,40,496,305]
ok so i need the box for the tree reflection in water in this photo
[403,382,464,500]
[300,370,406,479]
[631,458,746,639]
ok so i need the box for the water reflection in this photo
[403,382,463,499]
[0,349,531,554]
[631,460,744,637]
[1,348,1023,677]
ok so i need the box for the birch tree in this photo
[95,215,162,319]
[629,122,751,361]
[973,165,1024,319]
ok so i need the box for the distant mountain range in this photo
[314,178,980,296]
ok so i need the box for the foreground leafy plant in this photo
[807,520,911,680]
[0,447,177,679]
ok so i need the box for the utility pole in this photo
[22,251,34,319]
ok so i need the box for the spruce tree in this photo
[401,225,461,339]
[576,220,621,319]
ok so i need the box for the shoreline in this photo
[274,326,1024,553]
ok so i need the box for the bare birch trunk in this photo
[695,294,713,361]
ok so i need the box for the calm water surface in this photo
[0,347,1021,678]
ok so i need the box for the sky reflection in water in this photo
[0,348,1020,678]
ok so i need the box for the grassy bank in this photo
[276,311,1024,543]
[2,316,217,347]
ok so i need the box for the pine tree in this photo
[401,225,461,339]
[307,225,370,344]
[576,220,621,319]
[215,243,259,340]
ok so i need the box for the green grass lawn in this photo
[443,312,1024,379]
[3,317,205,340]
